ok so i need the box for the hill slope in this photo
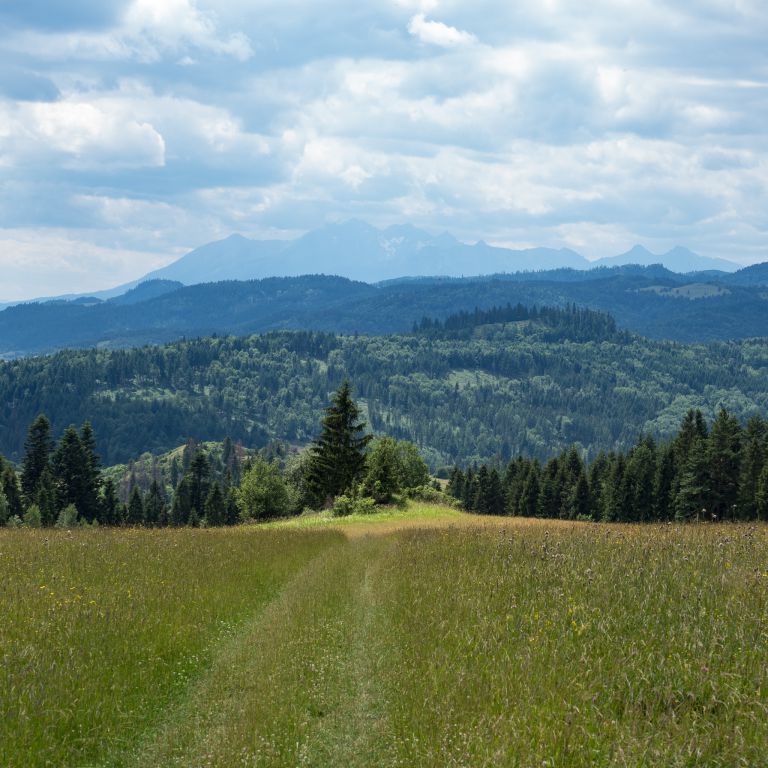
[2,268,768,357]
[1,313,767,466]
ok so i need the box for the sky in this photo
[0,0,767,300]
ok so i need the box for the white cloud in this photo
[0,98,166,169]
[4,0,252,63]
[408,14,477,47]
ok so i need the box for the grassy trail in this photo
[133,531,401,767]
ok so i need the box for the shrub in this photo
[23,505,42,528]
[55,504,79,529]
[237,457,290,520]
[404,485,462,507]
[332,494,377,517]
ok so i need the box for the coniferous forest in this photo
[449,408,768,522]
[1,304,767,472]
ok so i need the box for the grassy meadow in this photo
[2,505,768,766]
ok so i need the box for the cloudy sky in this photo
[1,0,767,300]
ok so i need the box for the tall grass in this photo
[0,526,341,767]
[3,511,768,767]
[375,522,768,766]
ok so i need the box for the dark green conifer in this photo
[126,486,144,526]
[21,414,53,508]
[204,481,226,527]
[144,479,167,527]
[306,381,372,503]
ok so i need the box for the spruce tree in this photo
[568,473,591,520]
[127,486,144,526]
[144,480,167,527]
[36,468,58,527]
[736,437,766,520]
[485,468,505,516]
[520,464,541,517]
[189,451,211,520]
[708,408,742,520]
[204,481,226,526]
[51,426,88,515]
[2,466,23,520]
[653,445,676,520]
[78,422,103,522]
[306,381,372,504]
[21,415,53,507]
[674,436,711,521]
[101,478,121,526]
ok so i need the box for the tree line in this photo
[448,408,768,522]
[0,382,438,528]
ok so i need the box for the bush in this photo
[55,504,79,529]
[404,485,462,507]
[23,505,42,528]
[236,457,290,520]
[332,494,377,517]
[6,515,22,528]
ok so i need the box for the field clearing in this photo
[3,505,768,766]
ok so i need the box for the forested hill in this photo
[2,266,768,357]
[1,308,767,467]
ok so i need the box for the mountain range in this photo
[0,221,745,310]
[140,221,741,285]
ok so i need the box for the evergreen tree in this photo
[463,467,477,511]
[306,381,372,503]
[188,451,212,520]
[36,468,58,527]
[473,466,490,513]
[78,422,103,522]
[171,478,192,526]
[170,456,181,489]
[674,437,711,521]
[51,426,88,514]
[20,414,53,507]
[624,438,657,522]
[601,454,626,522]
[101,478,121,526]
[736,426,766,520]
[708,408,742,520]
[224,484,239,526]
[520,464,541,517]
[204,481,226,526]
[126,485,144,526]
[484,468,505,516]
[2,466,23,520]
[653,445,676,520]
[144,479,167,527]
[568,473,591,520]
[447,467,465,501]
[587,452,610,520]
